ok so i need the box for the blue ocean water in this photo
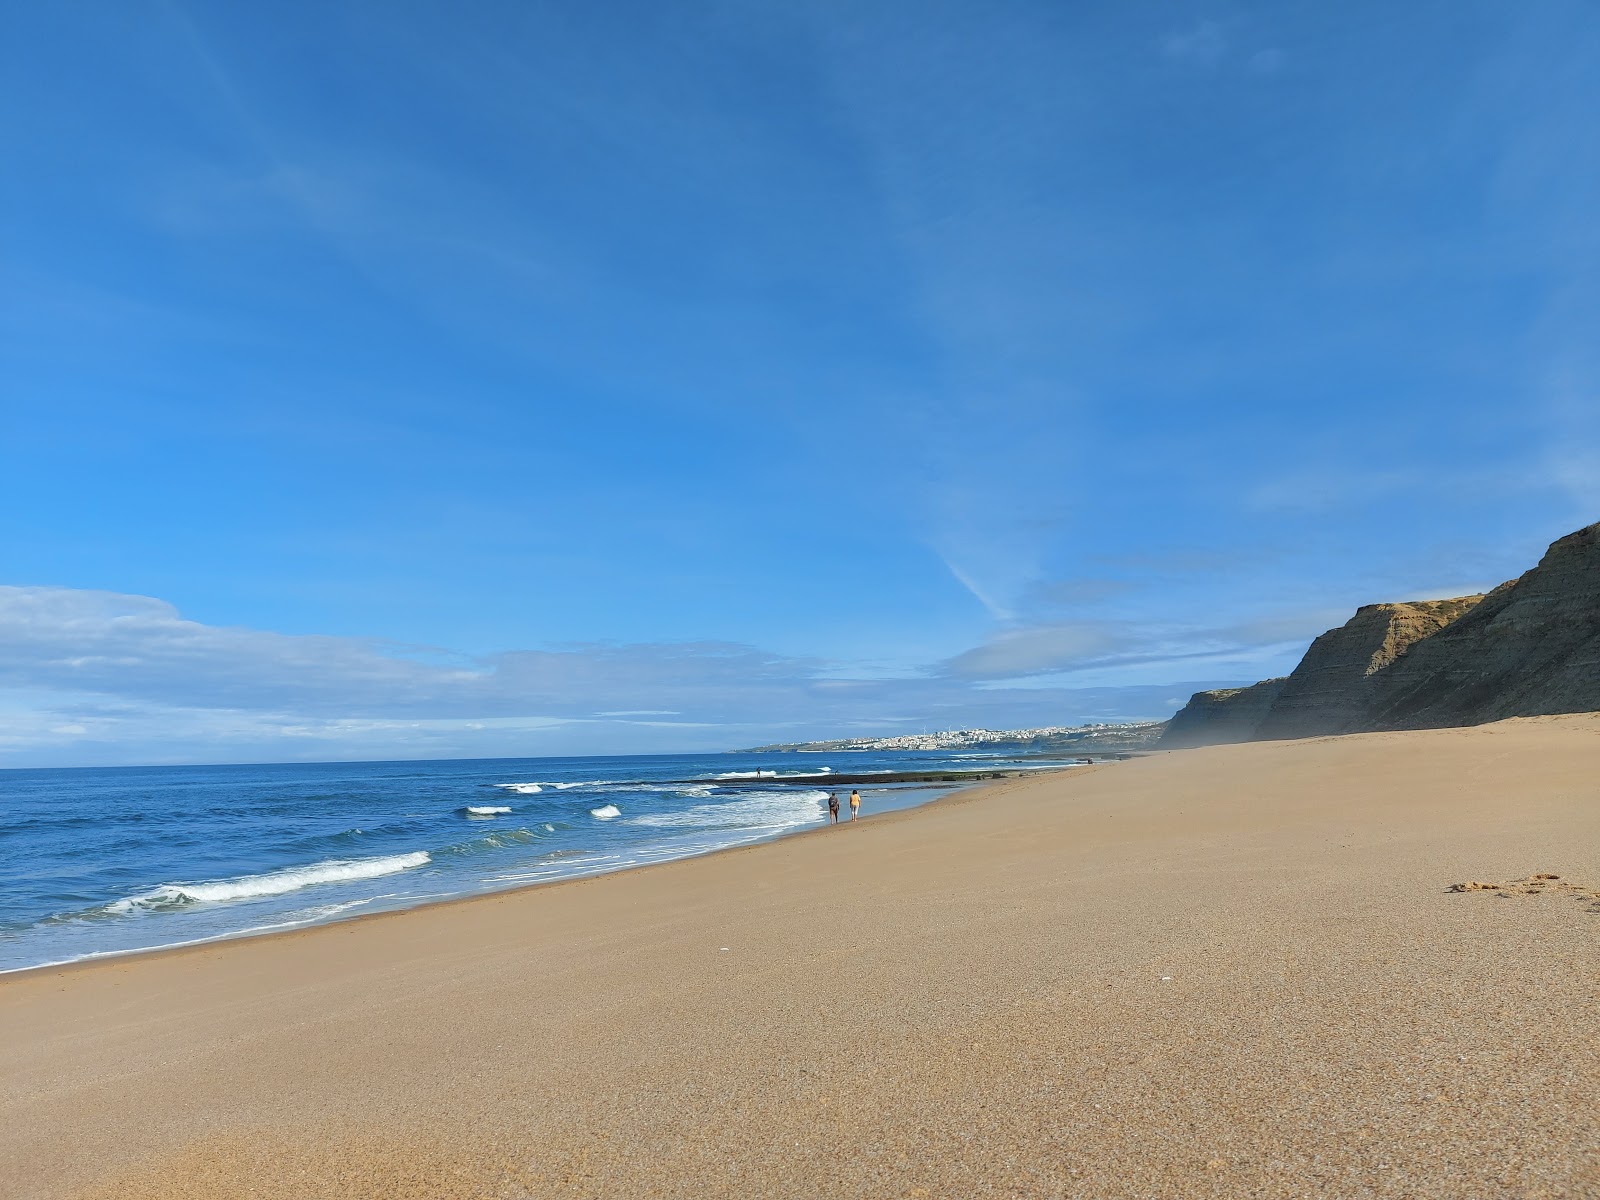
[0,750,1073,973]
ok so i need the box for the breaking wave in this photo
[628,789,828,832]
[440,828,544,854]
[105,852,432,913]
[496,780,603,793]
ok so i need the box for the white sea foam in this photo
[628,789,827,832]
[497,780,609,793]
[713,769,778,779]
[3,898,388,975]
[448,828,540,852]
[105,852,431,913]
[466,806,512,816]
[590,804,621,819]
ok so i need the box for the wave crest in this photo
[628,789,828,832]
[105,852,431,913]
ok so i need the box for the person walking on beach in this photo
[827,792,841,825]
[849,789,861,821]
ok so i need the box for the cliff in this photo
[1358,522,1600,729]
[1253,595,1486,740]
[1159,678,1286,748]
[1162,520,1600,746]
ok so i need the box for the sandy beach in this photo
[5,716,1599,1199]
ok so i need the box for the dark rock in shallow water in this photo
[1160,678,1287,748]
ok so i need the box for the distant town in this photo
[739,721,1167,755]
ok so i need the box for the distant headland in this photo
[740,721,1167,756]
[744,520,1598,759]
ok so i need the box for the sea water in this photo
[0,750,1077,973]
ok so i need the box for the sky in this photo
[2,1,1597,767]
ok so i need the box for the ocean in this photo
[0,749,1078,974]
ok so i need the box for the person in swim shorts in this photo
[827,792,841,824]
[849,789,861,820]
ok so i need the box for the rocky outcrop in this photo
[1357,522,1600,729]
[1162,521,1600,745]
[1159,678,1286,748]
[1253,595,1486,740]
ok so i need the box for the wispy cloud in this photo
[936,552,1014,620]
[1161,20,1227,66]
[1246,467,1418,513]
[1022,578,1137,609]
[942,621,1128,679]
[1533,302,1600,522]
[938,607,1340,683]
[1245,462,1557,515]
[0,585,1264,765]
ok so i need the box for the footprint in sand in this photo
[1447,874,1600,913]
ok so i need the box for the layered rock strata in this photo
[1358,522,1600,729]
[1161,521,1599,746]
[1253,595,1485,740]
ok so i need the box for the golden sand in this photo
[4,715,1599,1198]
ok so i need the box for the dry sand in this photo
[4,716,1599,1199]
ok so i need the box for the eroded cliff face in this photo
[1161,521,1599,746]
[1253,595,1487,740]
[1159,678,1286,748]
[1358,522,1600,729]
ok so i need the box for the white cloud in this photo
[939,606,1342,683]
[942,622,1127,678]
[0,586,484,714]
[936,552,1014,620]
[0,584,1261,765]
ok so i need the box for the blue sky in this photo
[3,1,1597,766]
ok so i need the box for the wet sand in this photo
[4,715,1599,1198]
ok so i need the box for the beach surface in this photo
[4,716,1599,1198]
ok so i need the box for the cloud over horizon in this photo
[6,4,1597,767]
[0,584,1313,767]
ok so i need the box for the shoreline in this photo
[0,768,1086,985]
[6,719,1597,1198]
